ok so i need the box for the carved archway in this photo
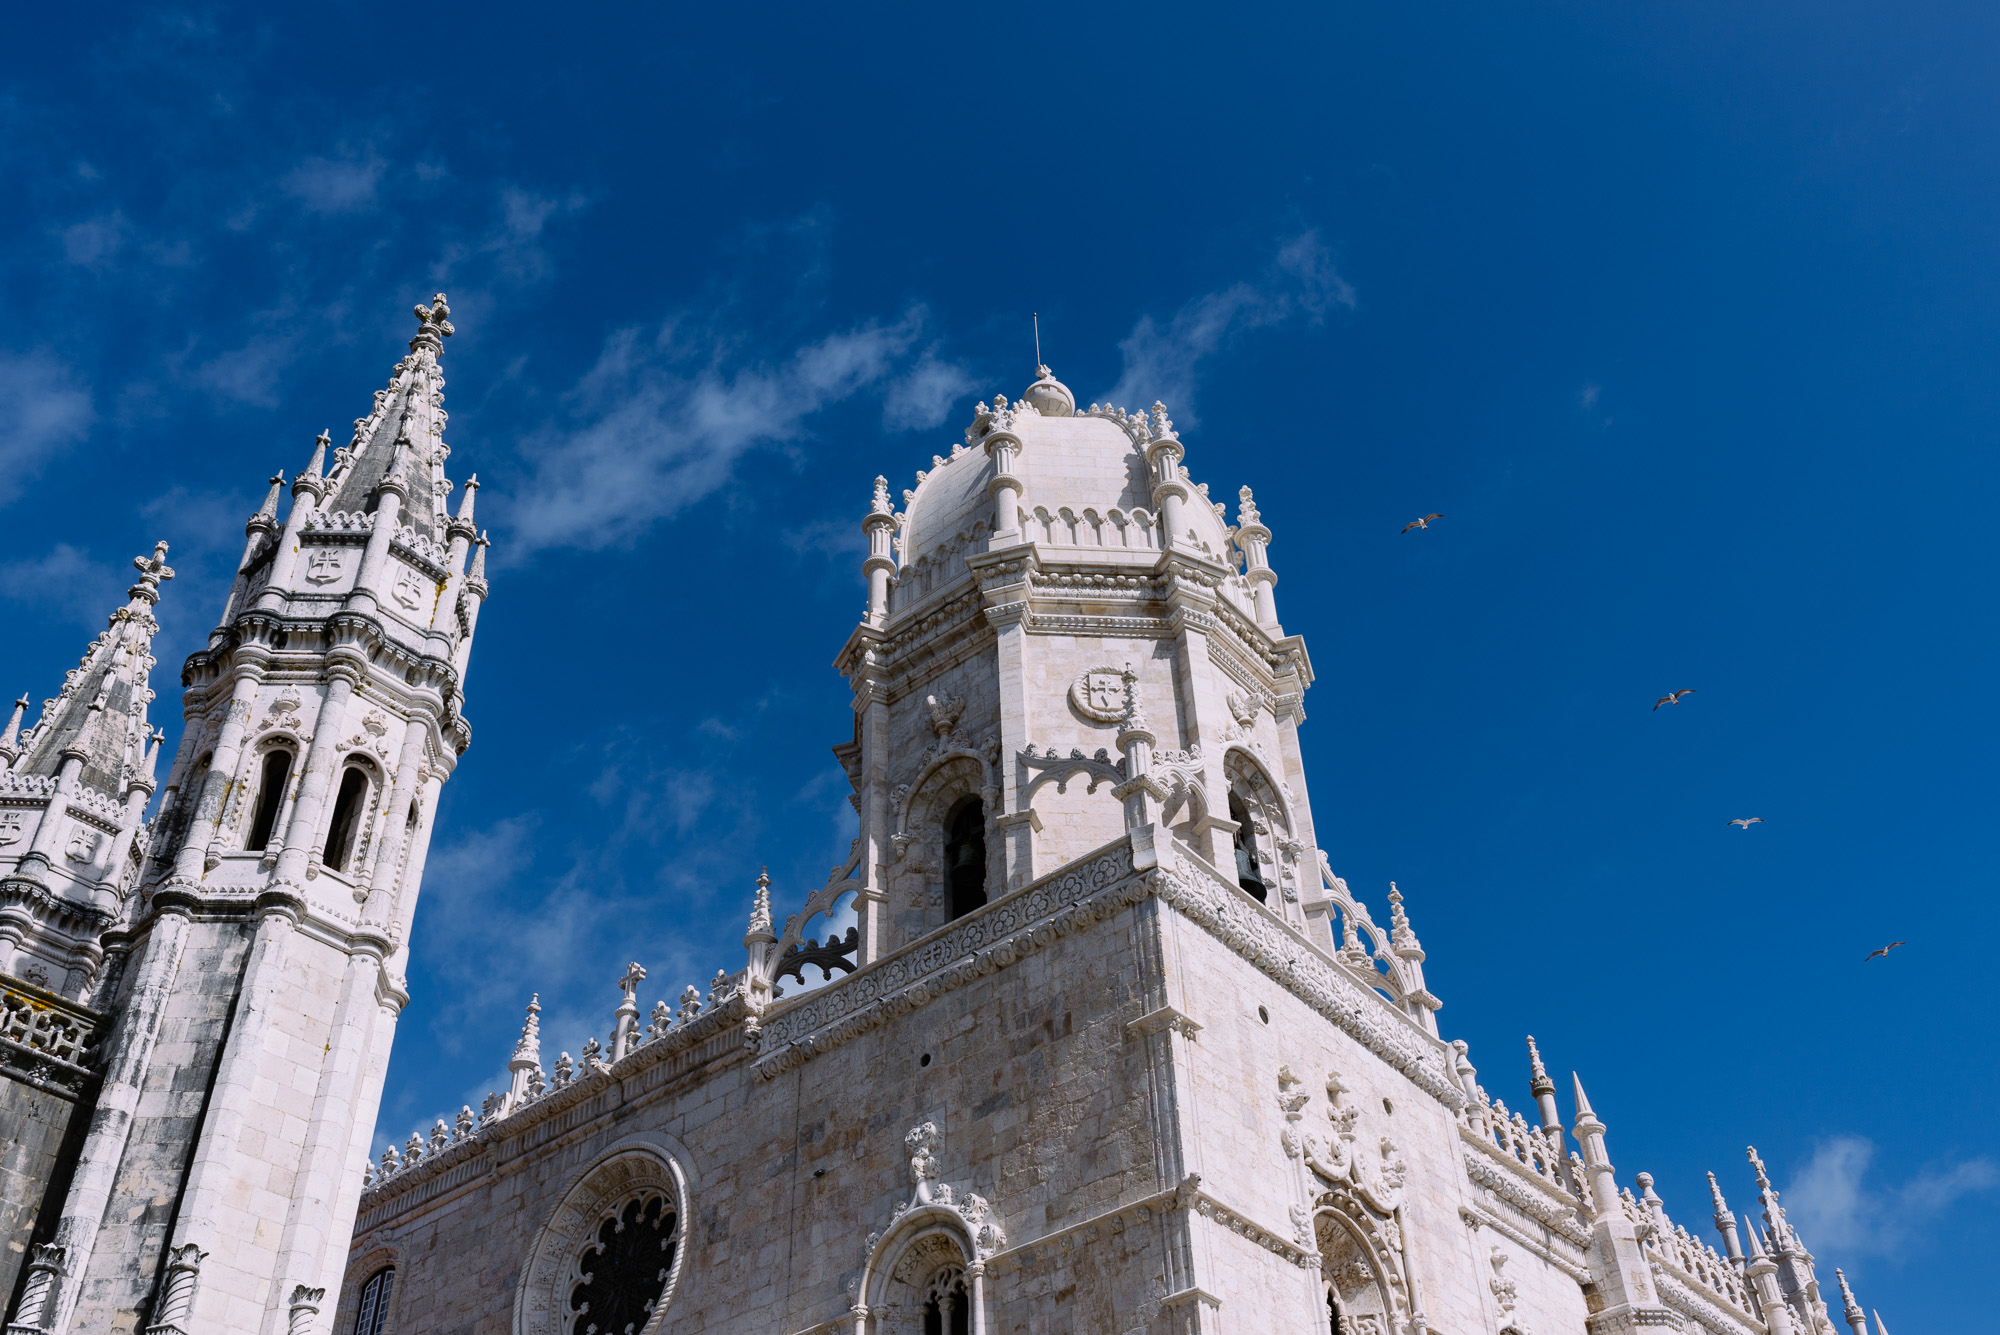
[513,1150,690,1335]
[858,1216,976,1335]
[891,753,994,939]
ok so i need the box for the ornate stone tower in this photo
[829,363,1355,990]
[6,295,488,1335]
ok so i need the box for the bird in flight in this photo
[1401,513,1443,533]
[1726,817,1763,830]
[1863,941,1906,962]
[1653,689,1696,710]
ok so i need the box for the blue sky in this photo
[5,2,1996,1322]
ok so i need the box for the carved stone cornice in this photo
[1653,1264,1764,1335]
[1460,1143,1590,1247]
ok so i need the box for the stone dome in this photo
[891,383,1236,613]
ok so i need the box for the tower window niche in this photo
[943,796,987,920]
[1229,791,1268,904]
[245,749,294,850]
[323,767,371,872]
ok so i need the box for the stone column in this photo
[44,901,193,1335]
[983,579,1033,890]
[967,1261,987,1335]
[854,657,891,965]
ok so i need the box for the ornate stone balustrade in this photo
[0,977,102,1098]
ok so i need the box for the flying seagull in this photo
[1863,941,1906,962]
[1401,513,1443,533]
[1727,817,1763,830]
[1653,689,1696,710]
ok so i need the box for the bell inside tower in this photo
[1230,791,1268,904]
[944,797,987,920]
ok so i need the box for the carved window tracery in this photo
[921,1264,969,1335]
[566,1191,679,1335]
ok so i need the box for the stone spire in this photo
[1743,1217,1799,1335]
[0,540,173,1001]
[1234,485,1280,629]
[506,995,543,1110]
[0,694,26,765]
[861,477,897,627]
[1526,1036,1562,1138]
[1835,1269,1867,1335]
[1708,1170,1746,1265]
[1567,1074,1677,1332]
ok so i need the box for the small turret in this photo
[861,477,897,626]
[1234,486,1280,629]
[1526,1035,1562,1138]
[1708,1170,1746,1265]
[505,995,543,1112]
[0,694,25,765]
[1835,1269,1868,1335]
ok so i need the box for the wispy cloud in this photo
[502,307,932,554]
[431,186,590,285]
[0,544,120,626]
[59,211,130,267]
[883,349,978,431]
[1102,230,1355,424]
[1784,1135,1999,1257]
[282,151,386,214]
[0,353,95,506]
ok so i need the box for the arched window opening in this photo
[567,1192,679,1335]
[245,749,294,850]
[1230,791,1267,904]
[352,1267,394,1335]
[323,767,370,872]
[944,797,987,920]
[1327,1288,1344,1335]
[922,1268,970,1335]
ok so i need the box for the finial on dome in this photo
[870,475,893,516]
[1023,363,1074,417]
[411,293,455,355]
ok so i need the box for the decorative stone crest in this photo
[391,566,426,611]
[65,829,100,863]
[1069,666,1132,723]
[304,549,344,584]
[0,811,22,845]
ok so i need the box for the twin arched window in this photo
[922,1268,970,1335]
[352,1268,393,1335]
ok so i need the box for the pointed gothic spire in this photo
[1572,1072,1598,1124]
[1835,1269,1867,1335]
[511,994,542,1062]
[250,472,285,526]
[1873,1310,1890,1335]
[455,473,479,527]
[1744,1217,1767,1257]
[1387,881,1422,953]
[467,531,489,584]
[746,867,775,942]
[0,694,25,763]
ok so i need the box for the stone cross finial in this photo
[411,293,454,353]
[129,542,175,604]
[619,962,647,1001]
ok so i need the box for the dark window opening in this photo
[923,1277,970,1335]
[323,768,370,872]
[568,1193,679,1335]
[944,797,987,920]
[1230,792,1267,904]
[1328,1289,1343,1335]
[353,1268,394,1335]
[246,750,294,850]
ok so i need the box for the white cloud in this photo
[431,187,590,285]
[0,544,120,625]
[0,353,95,505]
[1784,1134,1999,1256]
[503,308,929,554]
[282,152,386,214]
[883,349,977,431]
[60,212,130,267]
[1102,230,1356,425]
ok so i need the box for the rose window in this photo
[566,1191,679,1335]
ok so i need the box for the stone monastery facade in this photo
[0,297,1890,1335]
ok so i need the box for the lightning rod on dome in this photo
[1033,311,1041,370]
